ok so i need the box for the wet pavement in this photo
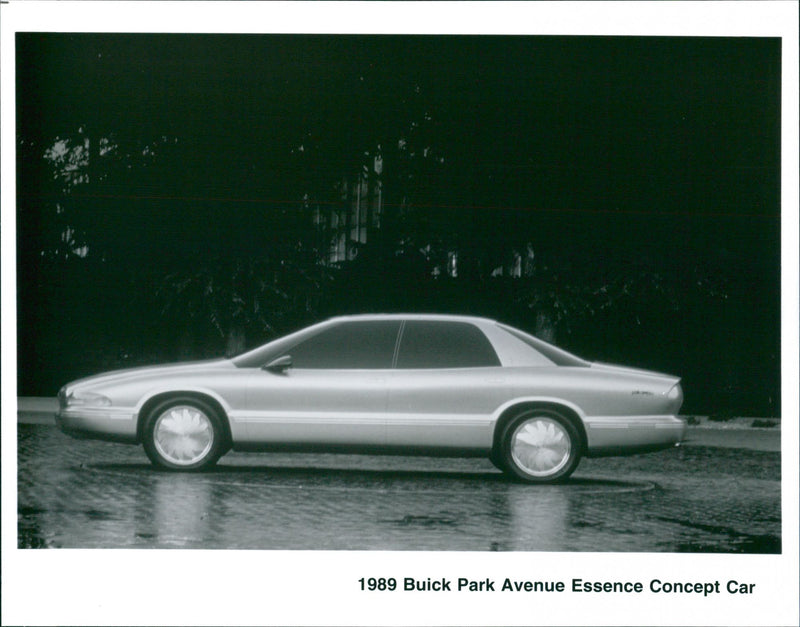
[17,421,780,552]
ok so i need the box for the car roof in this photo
[327,313,497,325]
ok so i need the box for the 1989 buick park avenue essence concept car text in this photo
[57,314,685,483]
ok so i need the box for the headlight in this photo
[66,390,112,407]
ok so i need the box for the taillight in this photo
[667,382,684,411]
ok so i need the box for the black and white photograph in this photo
[2,2,798,626]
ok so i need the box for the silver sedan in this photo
[57,314,685,483]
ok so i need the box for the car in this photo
[56,313,685,483]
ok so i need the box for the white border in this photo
[2,3,798,626]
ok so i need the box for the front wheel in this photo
[499,409,582,483]
[142,398,227,471]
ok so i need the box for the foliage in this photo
[32,126,180,263]
[509,256,730,343]
[158,254,334,356]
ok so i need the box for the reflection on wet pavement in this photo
[18,424,780,552]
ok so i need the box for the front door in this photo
[243,320,401,448]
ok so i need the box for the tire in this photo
[142,397,227,471]
[489,449,506,472]
[499,408,582,484]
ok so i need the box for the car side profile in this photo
[57,314,685,483]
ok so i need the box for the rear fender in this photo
[491,397,588,456]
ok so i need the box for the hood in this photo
[62,359,233,392]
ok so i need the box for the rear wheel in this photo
[142,398,227,471]
[499,409,582,483]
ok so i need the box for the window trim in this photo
[390,320,406,369]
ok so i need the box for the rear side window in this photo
[287,320,401,369]
[396,321,501,369]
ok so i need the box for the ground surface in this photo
[16,402,781,552]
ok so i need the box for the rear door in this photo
[385,320,509,451]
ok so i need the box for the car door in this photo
[385,320,509,452]
[244,320,401,447]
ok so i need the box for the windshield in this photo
[230,320,334,368]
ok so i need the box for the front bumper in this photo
[56,407,139,444]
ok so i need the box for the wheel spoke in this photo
[510,417,572,477]
[153,405,214,466]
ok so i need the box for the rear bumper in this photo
[56,407,139,444]
[584,414,686,457]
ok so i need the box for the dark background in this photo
[16,34,780,416]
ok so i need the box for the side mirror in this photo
[262,355,293,373]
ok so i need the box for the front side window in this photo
[286,320,401,369]
[395,321,501,369]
